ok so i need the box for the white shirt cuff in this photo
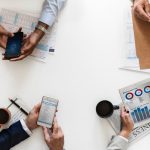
[20,119,32,136]
[118,135,129,142]
[39,13,56,27]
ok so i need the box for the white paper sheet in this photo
[0,9,57,62]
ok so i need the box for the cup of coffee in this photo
[0,108,11,125]
[96,100,119,118]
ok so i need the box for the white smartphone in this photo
[37,96,59,128]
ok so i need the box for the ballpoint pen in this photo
[9,98,29,116]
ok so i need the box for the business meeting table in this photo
[0,0,150,150]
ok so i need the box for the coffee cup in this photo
[96,100,119,118]
[0,108,11,125]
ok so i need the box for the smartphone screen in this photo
[37,96,59,128]
[5,32,23,59]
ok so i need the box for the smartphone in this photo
[37,96,59,128]
[4,32,23,59]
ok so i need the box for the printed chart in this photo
[120,79,150,127]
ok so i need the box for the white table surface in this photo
[0,0,150,150]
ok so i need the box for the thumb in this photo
[33,103,41,113]
[43,127,50,143]
[0,28,14,37]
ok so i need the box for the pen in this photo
[9,98,29,116]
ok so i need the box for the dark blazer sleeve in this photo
[0,121,29,150]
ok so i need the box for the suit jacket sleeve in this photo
[107,135,129,150]
[0,121,29,150]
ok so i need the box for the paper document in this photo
[120,10,150,73]
[0,97,30,131]
[119,79,150,128]
[107,106,150,143]
[0,9,57,62]
[132,11,150,69]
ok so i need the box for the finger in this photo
[43,127,50,142]
[0,30,14,37]
[124,114,131,122]
[33,103,41,113]
[2,57,7,60]
[134,5,150,21]
[58,126,63,134]
[10,50,32,61]
[0,42,6,49]
[121,106,125,116]
[23,35,29,40]
[21,44,33,54]
[53,118,59,133]
[17,27,22,33]
[23,34,27,37]
[9,54,27,61]
[145,0,150,16]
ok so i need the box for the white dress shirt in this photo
[39,0,66,27]
[20,119,32,136]
[107,135,129,150]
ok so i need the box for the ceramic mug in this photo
[0,108,11,125]
[96,100,119,118]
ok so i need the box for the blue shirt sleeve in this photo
[39,0,66,27]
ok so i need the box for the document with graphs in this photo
[119,79,150,128]
[107,79,150,143]
[107,106,150,143]
[0,9,57,62]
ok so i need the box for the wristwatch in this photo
[35,25,47,33]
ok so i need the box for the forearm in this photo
[33,21,47,43]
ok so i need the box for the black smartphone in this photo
[4,32,23,59]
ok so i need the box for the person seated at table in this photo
[132,0,150,22]
[0,0,66,61]
[107,107,134,150]
[0,103,64,150]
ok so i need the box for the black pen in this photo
[9,98,29,116]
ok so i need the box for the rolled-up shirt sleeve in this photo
[107,135,129,150]
[39,0,66,27]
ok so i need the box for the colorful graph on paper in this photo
[0,9,57,62]
[119,79,150,128]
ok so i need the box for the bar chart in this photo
[131,105,150,123]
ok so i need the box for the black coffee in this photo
[0,109,10,124]
[96,100,113,118]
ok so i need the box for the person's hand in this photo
[119,107,134,138]
[43,118,64,150]
[10,21,48,61]
[0,25,14,49]
[133,0,150,22]
[25,103,41,130]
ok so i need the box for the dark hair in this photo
[0,109,10,124]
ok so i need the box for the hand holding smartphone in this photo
[4,31,23,59]
[37,96,59,128]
